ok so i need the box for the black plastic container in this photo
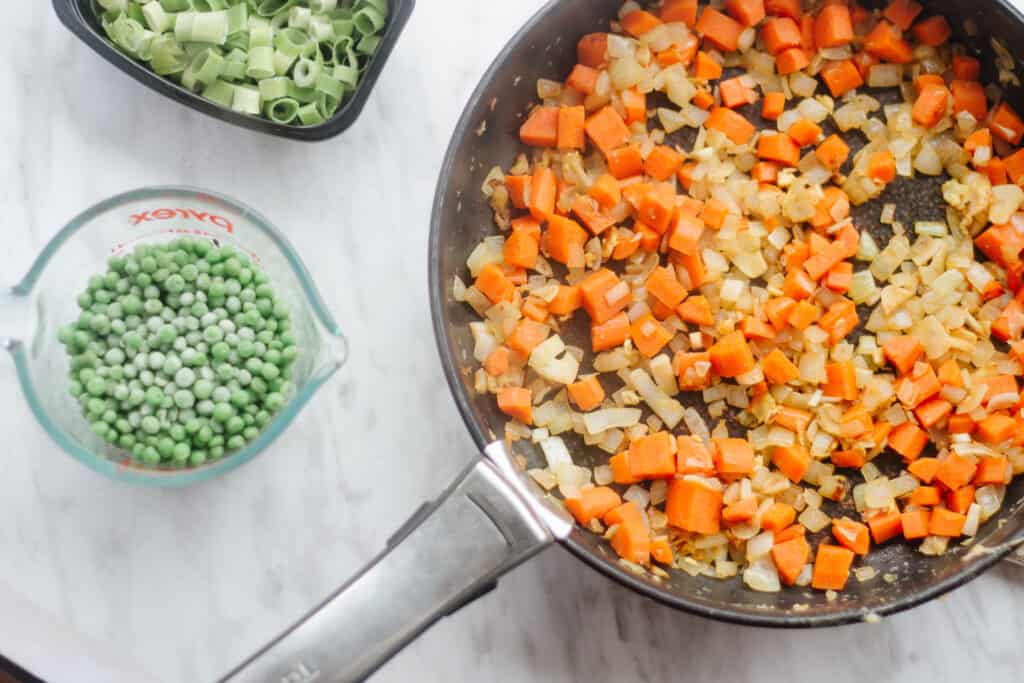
[52,0,414,141]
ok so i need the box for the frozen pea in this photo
[212,403,233,422]
[194,379,214,400]
[175,367,196,388]
[174,390,195,409]
[162,355,183,376]
[141,416,161,434]
[86,377,107,396]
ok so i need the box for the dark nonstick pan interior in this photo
[430,0,1024,625]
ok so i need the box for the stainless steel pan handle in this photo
[219,442,572,683]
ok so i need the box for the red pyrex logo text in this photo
[131,208,234,233]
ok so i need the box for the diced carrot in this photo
[974,222,1024,268]
[812,544,854,590]
[475,263,514,304]
[819,298,858,343]
[976,414,1016,443]
[637,183,678,234]
[646,266,688,309]
[814,4,853,48]
[1006,149,1024,186]
[908,457,940,483]
[751,161,779,184]
[804,242,847,281]
[774,405,812,433]
[631,313,673,358]
[713,437,755,477]
[815,134,850,171]
[701,198,731,229]
[504,229,539,270]
[629,431,677,479]
[661,0,699,25]
[947,413,975,435]
[705,106,756,144]
[720,76,755,108]
[677,251,708,289]
[577,33,609,67]
[726,0,766,26]
[883,0,922,30]
[622,87,647,124]
[568,375,605,412]
[497,387,532,424]
[520,106,559,147]
[952,54,981,81]
[852,50,879,78]
[765,0,801,19]
[992,102,1024,145]
[666,478,723,534]
[810,186,851,230]
[912,83,949,128]
[505,319,549,358]
[946,486,975,514]
[776,46,811,75]
[696,7,745,52]
[983,158,1009,186]
[787,118,822,146]
[840,404,873,439]
[863,20,913,64]
[709,330,756,377]
[650,536,673,564]
[762,17,802,55]
[591,312,630,352]
[521,296,548,323]
[772,534,811,586]
[909,485,941,506]
[900,509,931,540]
[483,346,511,377]
[787,300,819,330]
[823,361,858,400]
[605,147,642,180]
[782,268,815,301]
[772,444,810,482]
[607,501,651,565]
[867,510,903,544]
[693,51,724,80]
[565,486,622,524]
[888,421,928,461]
[974,455,1009,485]
[912,15,951,46]
[758,132,801,166]
[609,452,640,485]
[867,149,896,183]
[723,497,758,523]
[799,14,815,50]
[556,105,586,150]
[511,215,542,240]
[676,435,715,474]
[832,518,870,555]
[914,73,945,93]
[505,175,531,209]
[677,295,715,325]
[547,285,581,316]
[529,166,557,221]
[621,9,662,37]
[882,335,922,375]
[914,397,952,429]
[765,296,797,330]
[571,195,616,235]
[565,64,600,95]
[831,449,866,468]
[692,89,716,110]
[675,350,713,390]
[668,212,705,255]
[740,317,776,340]
[588,174,621,210]
[544,214,588,265]
[824,261,853,292]
[950,80,987,121]
[585,106,632,155]
[928,508,966,537]
[579,268,629,324]
[761,91,786,120]
[895,363,940,409]
[762,502,797,532]
[645,145,686,181]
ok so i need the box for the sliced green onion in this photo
[355,0,388,14]
[288,6,311,29]
[248,23,273,49]
[317,92,340,118]
[191,48,225,85]
[225,3,248,34]
[297,101,324,125]
[259,76,291,101]
[246,46,275,79]
[231,84,261,114]
[202,79,235,107]
[142,2,172,33]
[265,97,300,123]
[273,49,297,75]
[273,27,308,57]
[222,50,248,80]
[158,0,190,10]
[332,63,358,89]
[353,7,385,35]
[292,57,321,88]
[98,0,128,10]
[150,34,188,75]
[287,81,317,103]
[311,0,337,12]
[309,15,333,41]
[257,0,298,17]
[224,31,249,52]
[356,33,380,56]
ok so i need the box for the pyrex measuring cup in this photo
[1,187,347,486]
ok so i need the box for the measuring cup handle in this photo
[0,288,30,351]
[218,443,568,683]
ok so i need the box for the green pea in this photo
[173,443,191,462]
[212,402,233,422]
[86,377,107,397]
[174,390,196,409]
[141,416,161,434]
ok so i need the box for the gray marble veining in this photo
[1,2,1022,681]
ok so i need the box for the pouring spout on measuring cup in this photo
[0,287,31,352]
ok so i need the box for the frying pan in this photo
[221,1,1024,680]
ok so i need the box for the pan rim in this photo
[428,0,1020,628]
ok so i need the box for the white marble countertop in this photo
[2,2,1023,682]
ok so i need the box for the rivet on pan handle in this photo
[217,442,569,683]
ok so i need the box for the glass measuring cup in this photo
[1,187,347,486]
